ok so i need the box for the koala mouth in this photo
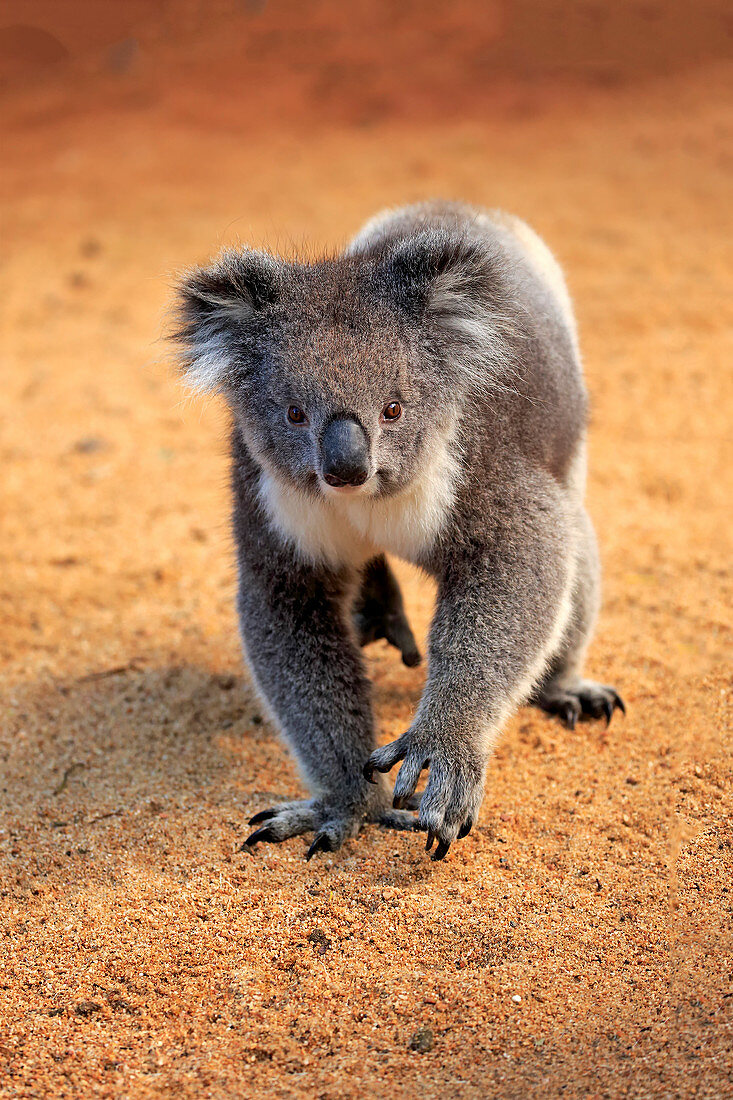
[319,474,378,499]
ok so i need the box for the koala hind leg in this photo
[353,555,421,667]
[531,512,625,729]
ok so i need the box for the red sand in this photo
[1,3,731,1096]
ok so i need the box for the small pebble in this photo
[512,994,522,1004]
[79,237,102,258]
[73,436,107,454]
[409,1027,434,1053]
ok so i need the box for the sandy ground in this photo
[1,3,732,1097]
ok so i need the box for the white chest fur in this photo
[257,427,461,568]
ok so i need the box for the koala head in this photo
[173,229,506,500]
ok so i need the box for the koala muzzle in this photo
[320,417,370,488]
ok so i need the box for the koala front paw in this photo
[243,798,363,860]
[364,732,486,861]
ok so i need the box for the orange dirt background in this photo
[1,2,731,1097]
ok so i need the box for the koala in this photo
[173,201,624,862]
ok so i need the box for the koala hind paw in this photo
[535,679,626,730]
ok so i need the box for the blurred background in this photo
[2,3,731,1096]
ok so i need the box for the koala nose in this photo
[321,417,370,488]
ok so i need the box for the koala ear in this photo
[172,249,281,392]
[379,230,510,392]
[380,230,496,319]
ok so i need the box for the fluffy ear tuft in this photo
[379,231,513,394]
[172,249,281,393]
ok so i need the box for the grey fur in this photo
[352,554,421,667]
[173,201,623,862]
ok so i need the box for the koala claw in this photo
[242,825,280,849]
[428,816,472,858]
[363,755,398,784]
[601,689,626,722]
[432,839,451,862]
[305,833,334,861]
[248,808,278,826]
[535,680,626,730]
[558,700,579,730]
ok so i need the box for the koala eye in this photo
[287,406,308,425]
[381,401,402,422]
